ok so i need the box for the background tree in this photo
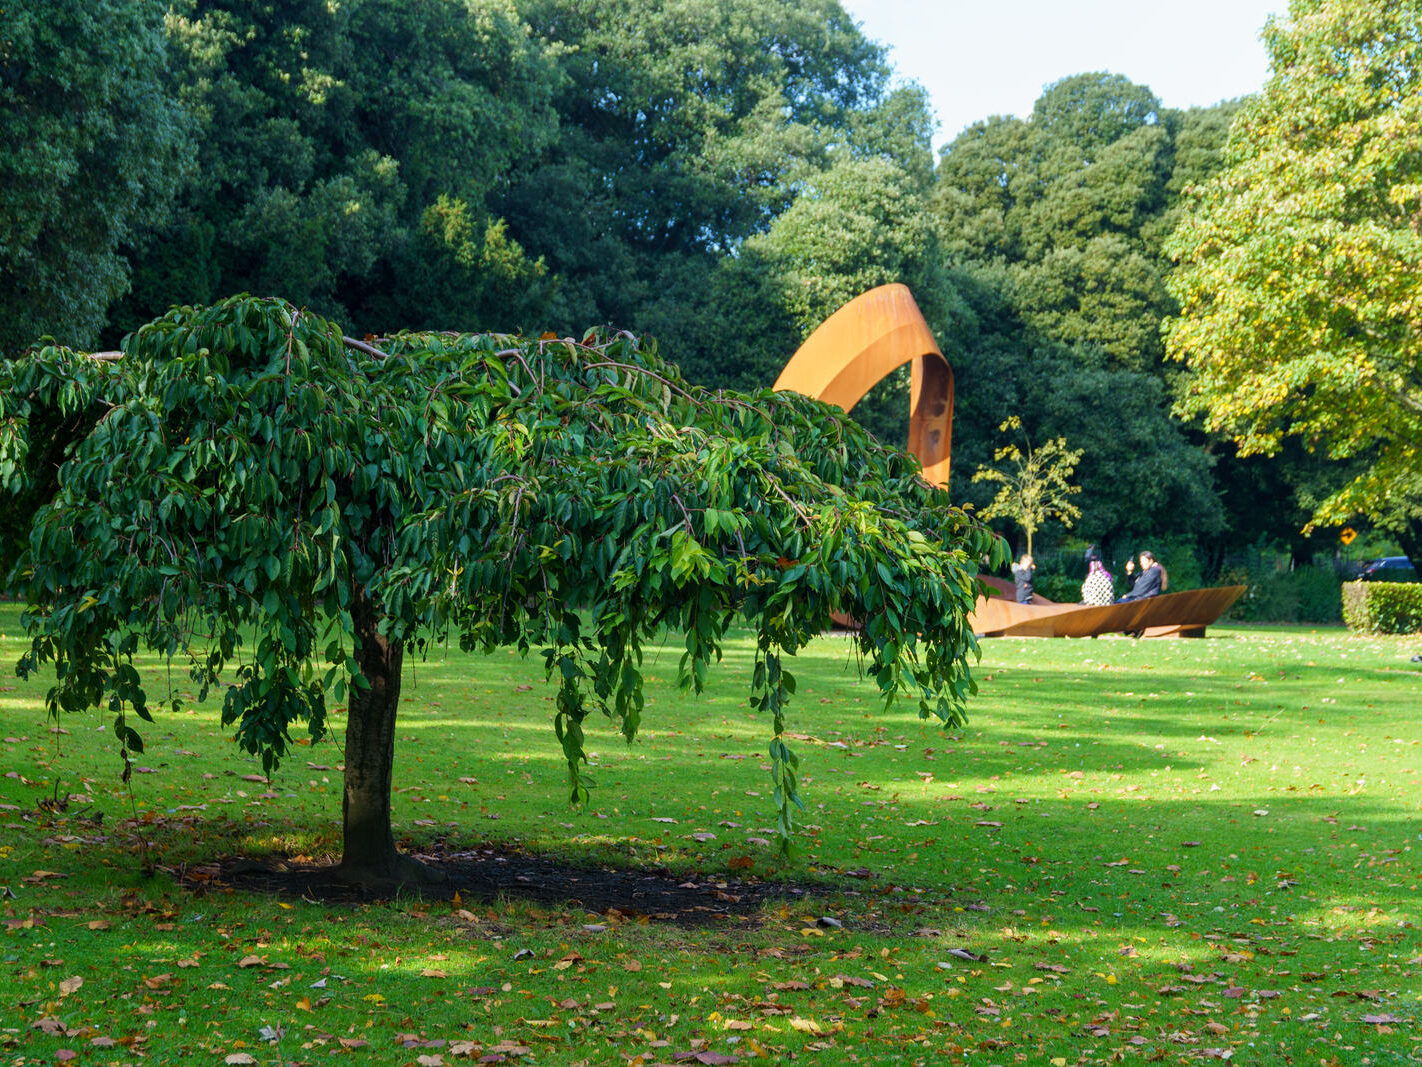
[0,296,1005,887]
[0,0,189,354]
[972,416,1083,556]
[110,0,561,340]
[504,0,891,330]
[1164,0,1422,568]
[932,78,1249,563]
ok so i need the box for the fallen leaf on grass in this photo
[225,1056,256,1066]
[236,955,265,968]
[59,976,84,996]
[1362,1013,1402,1025]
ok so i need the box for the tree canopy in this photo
[7,0,1390,574]
[0,296,1004,886]
[1164,0,1422,563]
[109,0,561,339]
[931,75,1241,557]
[0,0,188,354]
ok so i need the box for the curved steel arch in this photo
[772,283,953,487]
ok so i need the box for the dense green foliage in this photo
[107,0,561,338]
[0,0,188,353]
[0,295,1004,877]
[7,0,1417,575]
[1341,581,1422,634]
[931,76,1234,555]
[1165,0,1422,566]
[1220,562,1343,624]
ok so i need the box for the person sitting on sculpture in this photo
[1011,553,1035,604]
[1117,550,1165,602]
[1080,546,1114,606]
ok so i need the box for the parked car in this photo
[1358,556,1418,582]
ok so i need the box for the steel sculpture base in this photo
[968,577,1246,639]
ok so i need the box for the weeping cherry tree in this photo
[0,296,1004,887]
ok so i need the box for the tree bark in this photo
[1394,518,1422,574]
[335,587,441,887]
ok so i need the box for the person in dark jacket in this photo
[1117,550,1163,602]
[1011,553,1035,604]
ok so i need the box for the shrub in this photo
[1292,566,1344,622]
[1342,581,1422,634]
[1221,564,1341,624]
[1035,573,1081,604]
[1155,539,1203,592]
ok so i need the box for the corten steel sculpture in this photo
[970,576,1246,639]
[775,285,1245,638]
[773,284,953,487]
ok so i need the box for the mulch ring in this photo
[175,844,864,928]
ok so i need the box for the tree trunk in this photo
[1394,519,1422,574]
[335,588,441,888]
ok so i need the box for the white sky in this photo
[838,0,1289,151]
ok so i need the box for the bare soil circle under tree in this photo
[180,843,861,927]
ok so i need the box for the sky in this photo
[838,0,1289,151]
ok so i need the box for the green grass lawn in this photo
[2,600,1420,1065]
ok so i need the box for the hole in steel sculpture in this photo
[773,284,1244,638]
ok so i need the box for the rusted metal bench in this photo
[970,576,1245,638]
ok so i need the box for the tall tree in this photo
[1,296,1004,886]
[0,0,188,353]
[1164,0,1422,565]
[933,79,1248,558]
[113,0,561,339]
[504,0,895,332]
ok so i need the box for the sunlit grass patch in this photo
[2,601,1419,1064]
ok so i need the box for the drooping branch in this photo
[342,335,391,360]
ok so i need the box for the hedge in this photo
[1341,581,1422,634]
